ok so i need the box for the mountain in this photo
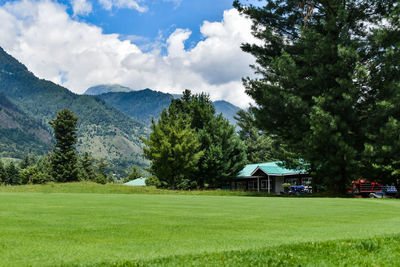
[84,84,132,95]
[0,93,51,157]
[0,47,149,174]
[96,89,241,126]
[97,89,175,125]
[213,100,241,125]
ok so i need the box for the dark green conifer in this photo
[78,152,96,181]
[142,109,204,189]
[5,162,20,185]
[235,108,278,164]
[234,0,398,192]
[49,109,79,182]
[0,161,5,184]
[95,158,108,184]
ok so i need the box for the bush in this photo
[176,179,198,190]
[95,175,107,185]
[20,166,49,184]
[146,175,161,187]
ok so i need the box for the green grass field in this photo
[0,184,400,266]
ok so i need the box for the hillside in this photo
[98,89,175,125]
[97,88,241,126]
[0,47,149,174]
[213,100,241,125]
[85,84,132,95]
[0,93,51,157]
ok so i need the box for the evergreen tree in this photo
[235,108,278,163]
[362,5,400,186]
[78,152,96,181]
[0,161,5,184]
[19,154,35,170]
[169,91,246,188]
[124,165,142,183]
[36,156,53,182]
[234,0,397,193]
[197,114,247,187]
[49,109,79,182]
[5,162,20,185]
[142,109,204,189]
[95,158,108,184]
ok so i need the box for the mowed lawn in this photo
[0,189,400,266]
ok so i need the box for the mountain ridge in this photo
[89,86,241,125]
[0,47,149,174]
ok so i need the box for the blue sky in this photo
[62,0,238,48]
[0,0,259,107]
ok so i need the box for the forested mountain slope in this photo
[0,47,149,172]
[0,93,51,157]
[97,89,175,125]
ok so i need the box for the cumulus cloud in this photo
[99,0,147,12]
[71,0,92,16]
[0,0,258,107]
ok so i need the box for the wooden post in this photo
[257,177,260,192]
[268,175,270,194]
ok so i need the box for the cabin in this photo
[234,161,311,193]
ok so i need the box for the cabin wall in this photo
[274,176,284,193]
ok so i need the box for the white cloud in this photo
[71,0,92,16]
[0,0,258,107]
[99,0,147,12]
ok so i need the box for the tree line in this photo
[0,109,142,185]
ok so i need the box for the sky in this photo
[0,0,261,107]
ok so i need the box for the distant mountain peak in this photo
[84,84,132,95]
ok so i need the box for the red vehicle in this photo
[351,179,383,197]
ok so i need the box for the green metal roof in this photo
[124,177,147,186]
[237,161,306,177]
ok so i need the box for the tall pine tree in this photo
[234,0,397,192]
[49,109,79,182]
[362,4,400,186]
